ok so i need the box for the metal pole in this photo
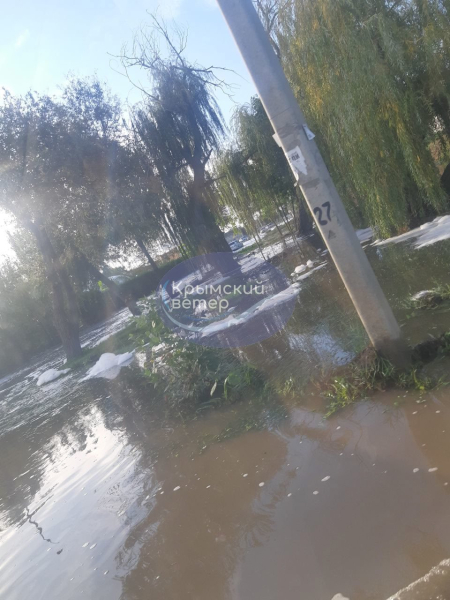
[216,0,409,367]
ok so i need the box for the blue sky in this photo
[0,0,256,120]
[0,0,258,259]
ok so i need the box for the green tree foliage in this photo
[215,96,313,236]
[0,79,145,358]
[0,259,58,376]
[274,0,450,236]
[122,18,232,254]
[0,90,88,358]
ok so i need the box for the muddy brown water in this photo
[3,231,450,599]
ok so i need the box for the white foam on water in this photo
[199,283,302,338]
[37,368,71,386]
[81,352,135,381]
[294,264,307,274]
[375,214,450,249]
[386,559,450,599]
[356,227,374,243]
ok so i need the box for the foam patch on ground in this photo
[375,215,450,249]
[82,352,135,381]
[37,368,71,386]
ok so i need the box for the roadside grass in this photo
[403,283,450,312]
[237,242,259,254]
[65,321,138,371]
[323,347,445,417]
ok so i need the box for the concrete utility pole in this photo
[216,0,409,367]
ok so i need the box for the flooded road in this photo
[3,222,450,599]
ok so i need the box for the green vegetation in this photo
[0,18,233,370]
[4,3,450,394]
[65,321,139,371]
[216,96,312,239]
[132,300,267,414]
[404,284,450,311]
[323,350,440,417]
[270,0,450,236]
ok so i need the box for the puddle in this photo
[3,225,450,598]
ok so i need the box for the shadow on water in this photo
[4,230,450,598]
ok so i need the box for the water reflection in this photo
[3,233,450,598]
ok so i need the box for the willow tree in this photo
[0,81,145,359]
[216,96,313,236]
[274,0,450,236]
[121,18,231,255]
[0,91,86,358]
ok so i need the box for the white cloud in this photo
[14,29,30,49]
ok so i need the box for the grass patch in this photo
[403,283,450,311]
[238,242,260,255]
[65,321,138,371]
[322,348,441,417]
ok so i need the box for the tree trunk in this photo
[76,251,142,316]
[189,164,231,255]
[274,221,288,248]
[191,198,231,254]
[296,190,314,236]
[27,222,82,360]
[441,163,450,197]
[135,237,159,271]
